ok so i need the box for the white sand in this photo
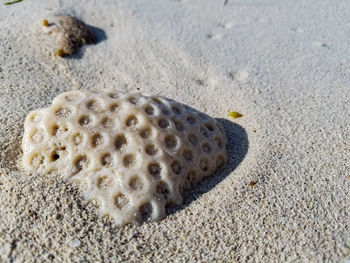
[0,0,349,262]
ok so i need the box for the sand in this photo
[0,0,349,262]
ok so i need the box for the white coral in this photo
[22,90,227,225]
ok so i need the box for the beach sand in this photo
[0,0,349,262]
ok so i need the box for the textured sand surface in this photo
[0,0,349,262]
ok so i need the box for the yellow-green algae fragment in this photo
[228,111,243,119]
[56,49,66,57]
[42,19,49,27]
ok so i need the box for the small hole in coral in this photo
[144,105,154,115]
[55,107,71,118]
[109,102,119,112]
[162,108,170,115]
[205,123,215,132]
[139,203,153,221]
[171,160,182,175]
[139,128,151,139]
[128,176,143,191]
[101,117,113,128]
[215,137,223,149]
[123,154,136,168]
[125,115,138,127]
[128,96,138,104]
[165,134,177,149]
[156,181,170,198]
[158,118,170,129]
[200,127,209,138]
[152,97,163,104]
[51,152,60,162]
[186,115,196,125]
[74,155,88,173]
[186,170,196,184]
[79,115,90,126]
[97,176,114,189]
[108,92,118,99]
[114,193,129,209]
[73,133,83,145]
[101,153,112,166]
[115,134,127,150]
[188,133,197,145]
[216,154,226,168]
[202,143,212,153]
[182,149,193,162]
[148,163,161,178]
[199,158,209,172]
[171,105,182,115]
[30,129,43,143]
[50,124,59,136]
[86,100,101,112]
[91,134,103,147]
[145,144,157,156]
[172,118,185,132]
[30,153,44,167]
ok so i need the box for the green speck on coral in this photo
[228,111,243,119]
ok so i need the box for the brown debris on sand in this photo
[43,15,96,57]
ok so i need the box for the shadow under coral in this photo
[167,118,249,215]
